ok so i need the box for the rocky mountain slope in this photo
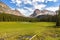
[30,9,56,17]
[0,2,23,16]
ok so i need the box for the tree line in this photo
[0,12,56,22]
[0,13,39,22]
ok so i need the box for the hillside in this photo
[0,12,26,21]
[30,9,56,17]
[0,2,23,16]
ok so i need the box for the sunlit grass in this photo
[0,22,58,40]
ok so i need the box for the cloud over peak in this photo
[10,0,59,16]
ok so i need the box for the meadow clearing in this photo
[0,22,59,40]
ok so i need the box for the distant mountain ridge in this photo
[0,2,23,16]
[30,9,56,17]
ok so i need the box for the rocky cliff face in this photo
[0,2,23,16]
[30,9,41,17]
[30,9,56,17]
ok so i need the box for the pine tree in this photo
[56,5,60,26]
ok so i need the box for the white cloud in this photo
[46,0,58,3]
[32,0,58,3]
[11,0,58,7]
[11,0,21,3]
[17,8,26,15]
[24,7,34,15]
[11,0,21,7]
[11,0,58,6]
[11,0,16,3]
[23,0,32,4]
[45,6,59,11]
[34,4,46,10]
[17,8,32,16]
[16,0,21,7]
[16,0,21,4]
[24,7,34,11]
[32,0,45,2]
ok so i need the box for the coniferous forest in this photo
[0,12,57,22]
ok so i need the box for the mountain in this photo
[0,2,23,16]
[30,9,56,17]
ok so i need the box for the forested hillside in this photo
[0,12,56,22]
[0,12,37,22]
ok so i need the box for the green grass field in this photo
[0,22,59,40]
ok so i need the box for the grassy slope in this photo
[0,22,58,40]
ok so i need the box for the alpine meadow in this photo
[0,0,60,40]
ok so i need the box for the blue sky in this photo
[0,0,60,16]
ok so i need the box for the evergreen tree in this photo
[56,5,60,26]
